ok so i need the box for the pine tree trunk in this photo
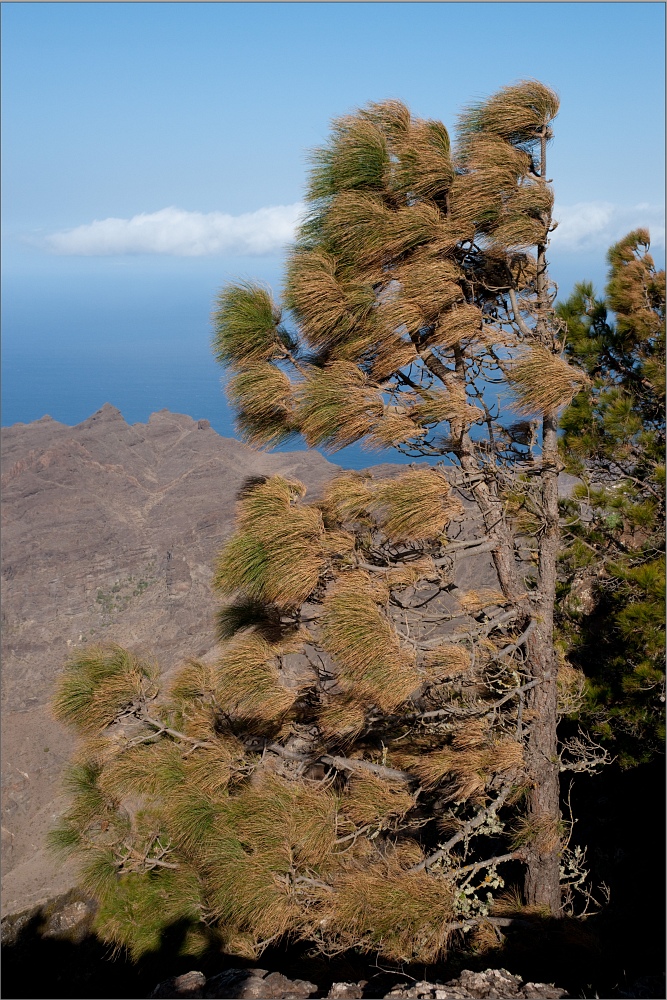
[520,126,563,912]
[523,411,562,912]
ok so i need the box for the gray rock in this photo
[150,968,318,999]
[382,967,569,999]
[326,983,365,999]
[150,970,207,998]
[149,967,569,1000]
[0,888,96,947]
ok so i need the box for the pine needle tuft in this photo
[212,282,283,368]
[508,345,591,414]
[321,571,420,711]
[53,645,159,735]
[372,469,463,541]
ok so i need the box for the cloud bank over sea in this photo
[40,204,305,257]
[35,200,664,258]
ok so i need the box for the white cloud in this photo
[37,199,665,258]
[551,201,665,252]
[42,204,305,256]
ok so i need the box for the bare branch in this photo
[411,782,515,871]
[321,754,414,784]
[508,287,534,339]
[489,620,536,661]
[137,711,216,749]
[454,850,526,878]
[407,679,540,723]
[559,728,615,774]
[433,538,498,562]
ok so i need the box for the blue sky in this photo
[2,1,665,436]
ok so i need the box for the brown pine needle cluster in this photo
[198,773,341,943]
[296,361,385,450]
[458,589,507,614]
[324,471,375,523]
[214,633,298,722]
[384,555,437,588]
[227,364,294,448]
[331,847,455,963]
[430,303,484,349]
[511,814,563,854]
[53,645,159,735]
[324,468,462,542]
[457,80,560,148]
[284,249,378,351]
[508,345,591,414]
[421,643,472,677]
[366,411,424,449]
[341,773,415,827]
[392,253,463,323]
[400,723,524,798]
[321,571,420,711]
[214,476,327,608]
[372,470,463,541]
[317,693,368,742]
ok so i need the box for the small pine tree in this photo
[52,81,604,962]
[556,231,665,766]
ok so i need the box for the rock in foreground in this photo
[383,968,569,998]
[149,966,569,998]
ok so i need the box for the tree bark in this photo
[523,421,562,912]
[520,128,563,913]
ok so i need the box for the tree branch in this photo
[266,743,415,784]
[411,782,515,871]
[407,679,540,723]
[508,287,534,339]
[138,711,216,749]
[433,538,498,562]
[321,754,415,784]
[454,850,525,878]
[489,620,536,661]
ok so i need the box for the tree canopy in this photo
[556,230,665,766]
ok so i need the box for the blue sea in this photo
[1,259,423,470]
[4,340,428,470]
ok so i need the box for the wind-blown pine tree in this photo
[52,81,601,962]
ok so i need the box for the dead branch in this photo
[410,678,540,722]
[137,710,216,749]
[321,754,414,784]
[411,782,515,871]
[559,727,615,774]
[453,850,525,878]
[489,620,536,661]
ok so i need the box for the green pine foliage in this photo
[557,231,665,765]
[53,645,159,735]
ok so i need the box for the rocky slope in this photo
[1,406,341,916]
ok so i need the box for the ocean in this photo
[0,341,425,471]
[0,258,423,470]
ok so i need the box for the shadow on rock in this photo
[1,886,664,999]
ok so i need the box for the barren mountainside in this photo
[1,406,341,916]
